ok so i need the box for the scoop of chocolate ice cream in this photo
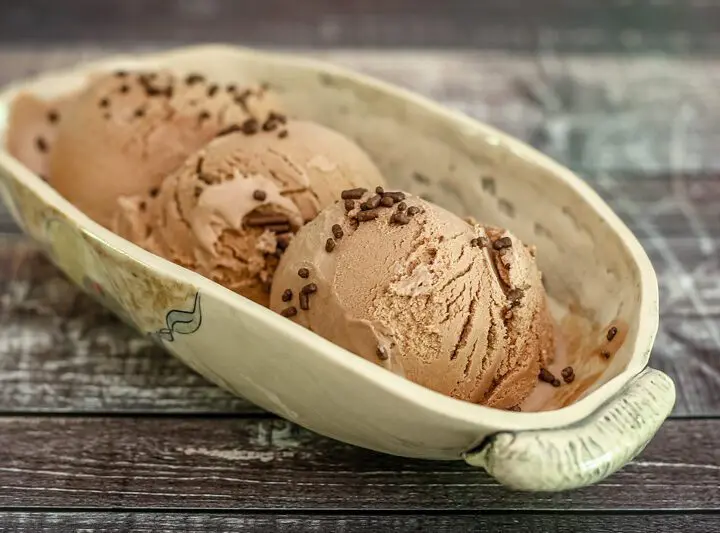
[44,70,280,226]
[115,121,387,306]
[270,192,554,408]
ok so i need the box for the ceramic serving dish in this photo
[0,45,675,491]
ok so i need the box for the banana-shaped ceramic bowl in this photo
[0,45,674,491]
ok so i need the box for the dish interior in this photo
[0,47,651,415]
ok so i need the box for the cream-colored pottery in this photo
[0,45,674,492]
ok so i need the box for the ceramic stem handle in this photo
[464,368,675,491]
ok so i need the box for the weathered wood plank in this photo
[0,0,718,54]
[1,511,718,533]
[0,418,716,510]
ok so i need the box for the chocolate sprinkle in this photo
[390,212,410,225]
[268,111,287,123]
[35,137,48,153]
[507,288,524,304]
[406,206,421,216]
[552,379,561,387]
[325,238,336,252]
[375,186,385,195]
[396,202,407,211]
[235,90,252,111]
[115,70,128,78]
[266,223,291,233]
[226,84,237,93]
[301,283,318,295]
[298,268,310,278]
[198,110,210,122]
[216,124,242,137]
[376,345,389,361]
[207,84,219,97]
[261,112,286,132]
[149,187,160,197]
[539,368,557,385]
[601,350,611,359]
[357,209,380,222]
[276,234,290,251]
[299,292,310,311]
[185,73,205,85]
[361,194,382,210]
[99,98,110,108]
[253,189,267,201]
[262,116,279,132]
[607,326,618,341]
[134,108,145,118]
[341,188,367,200]
[344,199,355,212]
[281,306,298,318]
[493,236,513,250]
[138,75,169,97]
[119,84,130,94]
[241,118,259,135]
[278,130,288,139]
[561,366,575,384]
[332,224,344,239]
[380,196,395,207]
[383,191,406,202]
[245,214,289,227]
[47,110,59,124]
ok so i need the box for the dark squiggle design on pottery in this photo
[153,292,202,342]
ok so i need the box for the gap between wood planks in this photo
[0,508,719,516]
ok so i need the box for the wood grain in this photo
[0,417,716,510]
[0,0,718,53]
[1,512,718,532]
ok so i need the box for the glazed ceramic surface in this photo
[0,46,674,491]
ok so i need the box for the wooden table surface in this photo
[0,2,719,531]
